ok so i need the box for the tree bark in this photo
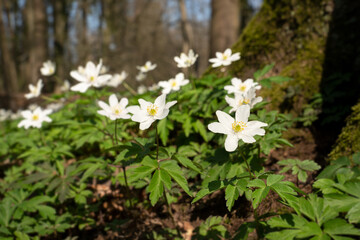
[0,0,19,108]
[178,0,193,54]
[25,0,48,84]
[210,0,240,57]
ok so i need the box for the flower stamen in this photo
[147,104,158,116]
[32,114,39,121]
[232,121,246,133]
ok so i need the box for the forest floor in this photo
[61,128,319,240]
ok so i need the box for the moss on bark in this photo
[328,101,360,161]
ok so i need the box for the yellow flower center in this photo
[232,121,246,133]
[147,104,158,116]
[239,85,247,92]
[239,98,250,106]
[114,108,122,115]
[222,55,228,60]
[90,76,95,82]
[32,114,39,121]
[170,80,177,87]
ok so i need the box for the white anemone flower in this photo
[0,109,11,121]
[60,80,70,92]
[158,73,189,94]
[25,79,43,99]
[128,94,177,130]
[136,72,147,82]
[106,71,128,88]
[17,107,52,129]
[224,78,261,95]
[174,49,198,68]
[137,85,147,94]
[209,48,240,68]
[70,60,112,93]
[97,94,131,120]
[40,60,56,76]
[137,61,157,73]
[148,83,160,91]
[208,105,267,152]
[225,87,263,113]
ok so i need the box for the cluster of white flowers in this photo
[97,93,176,130]
[174,49,198,68]
[158,73,189,94]
[25,79,43,99]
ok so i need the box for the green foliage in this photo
[278,159,321,182]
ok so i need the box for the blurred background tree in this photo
[0,0,259,109]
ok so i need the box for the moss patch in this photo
[328,101,360,161]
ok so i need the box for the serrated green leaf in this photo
[267,174,284,186]
[323,218,360,237]
[193,120,208,142]
[160,168,172,190]
[128,165,155,182]
[174,155,201,173]
[148,170,163,206]
[251,186,270,209]
[253,63,274,80]
[183,117,192,137]
[225,184,239,211]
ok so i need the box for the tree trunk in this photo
[25,0,48,84]
[210,0,240,57]
[53,0,68,81]
[0,0,19,108]
[178,0,193,54]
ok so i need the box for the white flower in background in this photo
[40,60,56,76]
[137,61,157,73]
[70,60,112,93]
[0,109,11,121]
[10,110,22,120]
[225,87,263,113]
[100,65,109,74]
[224,78,261,95]
[106,71,128,88]
[136,72,147,82]
[209,48,240,68]
[25,79,43,99]
[60,80,70,92]
[174,49,198,68]
[148,83,160,91]
[128,94,177,130]
[28,104,39,111]
[97,94,131,120]
[17,107,52,129]
[46,99,65,112]
[208,105,267,152]
[158,73,189,94]
[77,66,86,75]
[137,85,147,94]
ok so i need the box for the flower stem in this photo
[239,149,255,179]
[114,119,132,208]
[155,124,160,162]
[163,186,181,236]
[123,82,137,96]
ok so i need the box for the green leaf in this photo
[323,218,360,238]
[148,170,163,206]
[193,120,208,142]
[160,169,172,190]
[37,205,56,220]
[253,63,274,80]
[128,165,155,182]
[251,186,270,209]
[174,155,202,173]
[157,118,169,146]
[267,174,284,186]
[183,117,192,137]
[162,161,192,196]
[225,184,239,211]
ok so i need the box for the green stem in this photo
[239,149,255,179]
[163,186,181,236]
[155,124,159,163]
[114,119,132,207]
[123,82,137,96]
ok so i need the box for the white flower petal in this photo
[235,105,250,123]
[165,101,177,109]
[98,101,111,112]
[208,122,231,135]
[109,94,118,107]
[216,110,234,126]
[71,82,91,92]
[138,99,151,110]
[239,134,256,143]
[225,134,238,152]
[140,118,155,130]
[70,70,87,82]
[154,94,166,108]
